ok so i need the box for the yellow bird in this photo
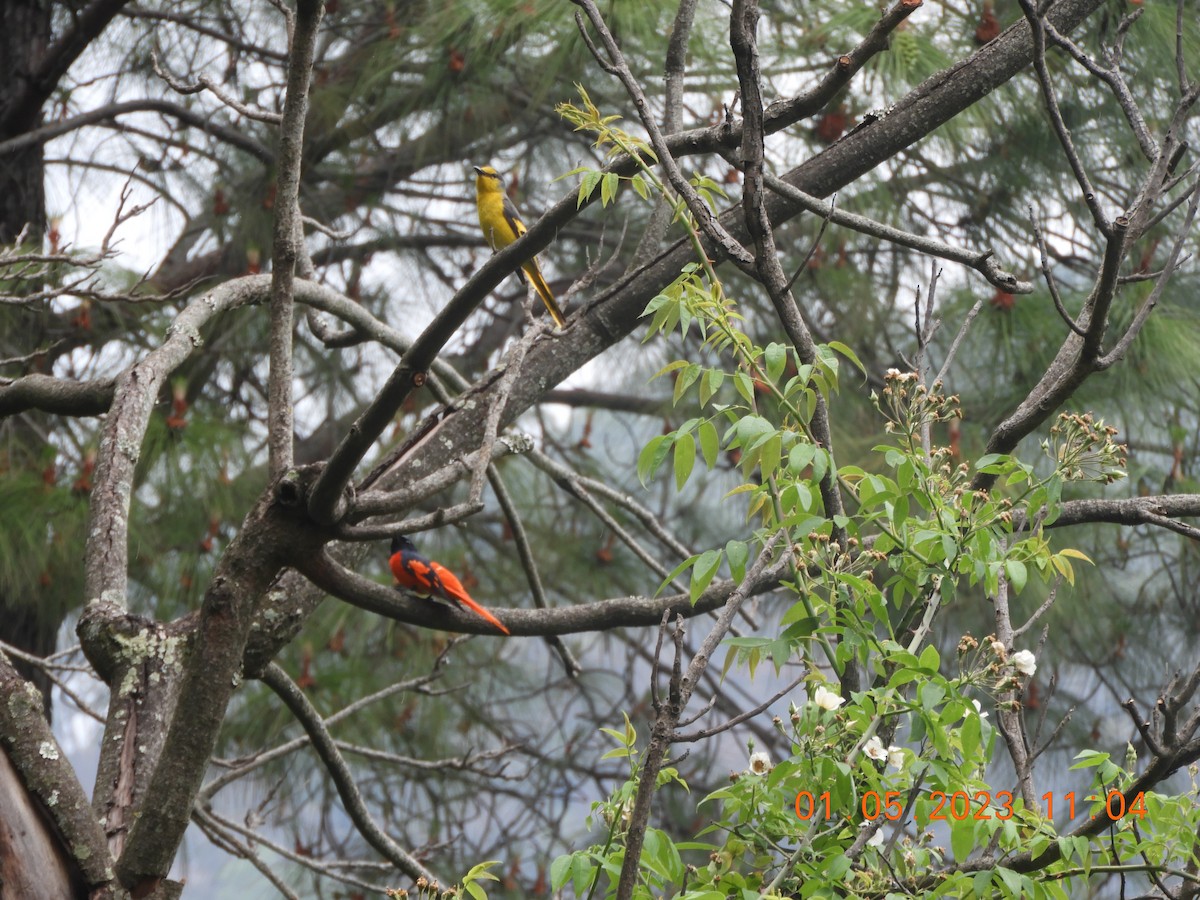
[473,165,566,328]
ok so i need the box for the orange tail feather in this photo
[433,563,510,635]
[455,593,511,636]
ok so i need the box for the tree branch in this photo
[260,663,436,884]
[268,0,323,476]
[0,651,119,897]
[297,546,787,637]
[0,98,274,162]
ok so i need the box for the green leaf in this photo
[578,170,602,207]
[550,855,572,891]
[825,855,851,880]
[764,342,786,382]
[996,867,1023,896]
[570,854,595,894]
[733,371,755,403]
[975,454,1007,473]
[690,549,722,603]
[657,555,697,596]
[1058,548,1093,564]
[725,539,749,581]
[1004,558,1027,593]
[698,420,719,469]
[638,435,672,487]
[674,432,696,490]
[827,340,866,376]
[760,434,781,480]
[812,448,829,482]
[630,173,650,200]
[699,368,724,405]
[788,442,816,474]
[948,813,973,862]
[600,171,620,206]
[1070,750,1111,770]
[673,363,701,405]
[962,706,981,761]
[651,359,690,379]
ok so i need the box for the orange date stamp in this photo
[794,790,1149,823]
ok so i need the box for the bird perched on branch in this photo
[389,533,510,635]
[473,164,566,328]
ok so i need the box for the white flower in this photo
[747,751,771,775]
[860,822,885,848]
[812,685,845,711]
[863,735,902,766]
[863,736,887,761]
[1011,649,1037,677]
[972,699,989,720]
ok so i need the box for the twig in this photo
[151,50,281,123]
[1012,581,1059,639]
[782,191,837,294]
[202,641,461,798]
[765,173,1030,293]
[1017,0,1110,234]
[192,808,302,900]
[672,671,805,742]
[487,465,582,678]
[1029,206,1087,337]
[260,663,436,883]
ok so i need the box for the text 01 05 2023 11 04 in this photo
[794,790,1149,823]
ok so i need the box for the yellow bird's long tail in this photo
[522,259,566,328]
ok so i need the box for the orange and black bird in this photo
[389,534,510,635]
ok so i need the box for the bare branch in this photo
[267,0,323,476]
[487,466,583,679]
[1013,493,1200,533]
[298,544,788,638]
[0,98,274,162]
[764,173,1032,293]
[1041,20,1158,162]
[1017,0,1110,234]
[260,663,436,883]
[614,530,786,899]
[1099,178,1200,368]
[151,50,281,124]
[1028,206,1087,337]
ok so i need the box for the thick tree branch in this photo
[0,0,133,134]
[1016,493,1200,533]
[0,652,119,897]
[297,547,787,637]
[112,469,328,892]
[82,277,273,605]
[0,373,115,418]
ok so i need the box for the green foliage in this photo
[545,90,1199,897]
